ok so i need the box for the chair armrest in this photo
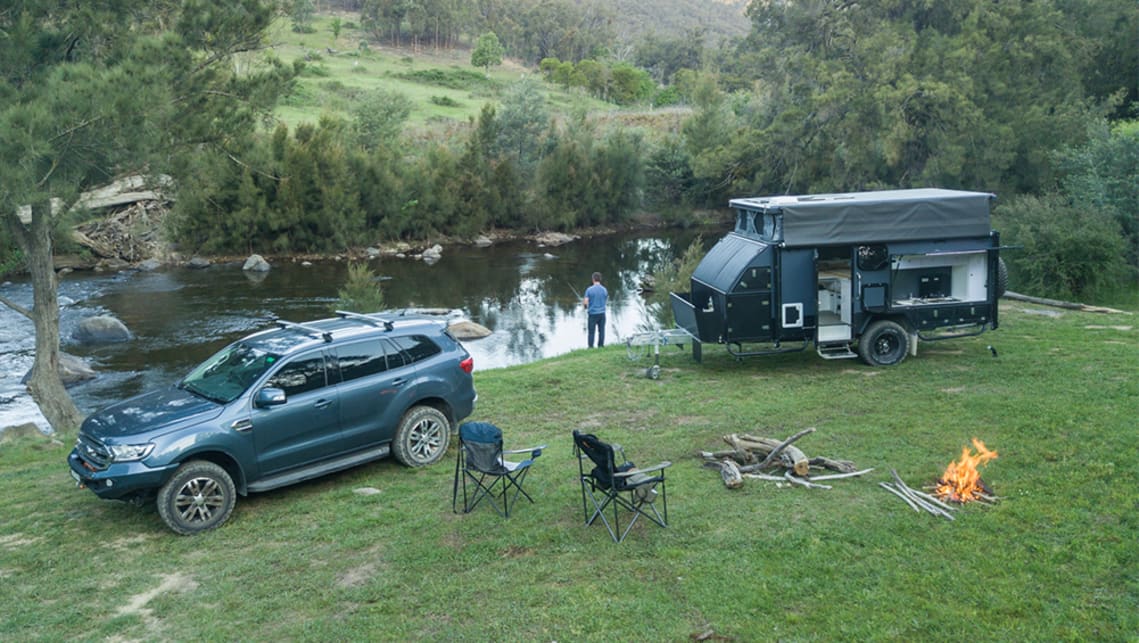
[614,461,671,477]
[504,445,546,457]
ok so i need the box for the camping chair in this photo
[573,430,671,542]
[452,422,544,518]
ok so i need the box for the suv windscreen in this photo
[180,342,281,404]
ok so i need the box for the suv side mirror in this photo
[254,387,287,408]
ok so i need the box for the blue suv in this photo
[69,311,477,534]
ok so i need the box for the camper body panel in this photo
[671,189,1003,366]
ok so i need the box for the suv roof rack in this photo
[271,318,333,343]
[335,310,395,331]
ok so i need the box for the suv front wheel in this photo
[157,460,236,535]
[392,406,451,467]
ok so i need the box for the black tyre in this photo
[996,257,1009,298]
[157,460,236,535]
[858,320,909,367]
[392,406,451,467]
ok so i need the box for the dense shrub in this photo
[337,263,384,313]
[995,194,1130,300]
[398,68,491,90]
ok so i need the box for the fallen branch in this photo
[879,482,921,512]
[809,468,875,481]
[756,427,815,471]
[808,456,857,473]
[742,473,787,482]
[784,470,831,489]
[1004,290,1128,314]
[882,470,956,520]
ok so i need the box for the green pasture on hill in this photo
[1,302,1136,640]
[265,16,609,130]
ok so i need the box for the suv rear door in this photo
[334,337,414,450]
[250,349,343,476]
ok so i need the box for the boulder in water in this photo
[73,315,132,344]
[243,254,271,272]
[447,319,492,340]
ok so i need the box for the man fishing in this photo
[582,272,608,348]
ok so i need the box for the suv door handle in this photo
[391,378,406,387]
[313,398,333,409]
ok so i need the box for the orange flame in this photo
[935,438,997,503]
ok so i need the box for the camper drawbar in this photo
[670,188,1007,366]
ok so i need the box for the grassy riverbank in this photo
[1,302,1136,640]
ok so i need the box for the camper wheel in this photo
[858,320,909,367]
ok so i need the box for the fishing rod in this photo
[565,280,583,303]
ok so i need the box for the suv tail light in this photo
[459,356,474,374]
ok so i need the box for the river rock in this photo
[473,235,493,247]
[421,244,443,259]
[73,315,132,344]
[138,259,163,271]
[0,423,48,444]
[533,231,578,247]
[187,256,211,269]
[447,319,492,340]
[243,254,271,272]
[22,352,96,386]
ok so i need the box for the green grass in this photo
[2,302,1137,640]
[263,15,611,131]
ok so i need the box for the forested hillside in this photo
[597,0,749,42]
[3,0,1137,304]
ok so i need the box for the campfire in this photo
[879,438,1000,520]
[934,438,998,503]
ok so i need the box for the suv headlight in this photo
[107,443,155,462]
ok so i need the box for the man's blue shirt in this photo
[585,283,608,315]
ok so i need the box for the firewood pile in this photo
[700,427,873,489]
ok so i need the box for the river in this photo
[0,229,714,433]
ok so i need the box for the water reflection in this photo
[0,229,715,430]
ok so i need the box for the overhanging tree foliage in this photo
[704,0,1104,197]
[0,0,293,433]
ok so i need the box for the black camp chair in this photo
[453,422,544,518]
[573,430,671,542]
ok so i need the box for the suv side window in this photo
[265,354,328,397]
[337,339,389,383]
[389,334,442,364]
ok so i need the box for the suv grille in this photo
[76,435,112,469]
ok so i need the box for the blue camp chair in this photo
[452,422,544,518]
[573,430,671,542]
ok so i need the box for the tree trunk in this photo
[6,202,84,435]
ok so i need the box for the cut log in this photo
[717,459,743,489]
[808,456,857,473]
[778,446,810,477]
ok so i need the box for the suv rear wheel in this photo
[157,460,236,535]
[392,406,451,467]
